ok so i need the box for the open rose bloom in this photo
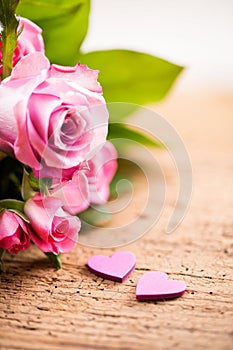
[0,52,109,171]
[0,19,117,256]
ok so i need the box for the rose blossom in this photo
[0,17,44,77]
[82,141,118,204]
[50,171,89,215]
[50,141,117,214]
[0,52,109,176]
[0,53,50,156]
[0,210,31,254]
[24,194,81,254]
[0,17,45,156]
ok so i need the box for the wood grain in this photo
[0,84,233,350]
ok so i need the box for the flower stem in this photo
[0,0,20,79]
[45,252,62,270]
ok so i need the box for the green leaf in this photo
[108,123,162,148]
[16,0,90,65]
[0,202,29,222]
[0,0,20,79]
[21,168,37,201]
[0,199,24,212]
[22,169,52,195]
[80,50,183,119]
[45,252,62,270]
[107,103,139,122]
[27,170,40,191]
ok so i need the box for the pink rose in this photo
[50,171,89,215]
[0,211,31,254]
[51,141,117,214]
[0,52,109,176]
[0,53,50,156]
[24,194,81,254]
[0,17,44,77]
[84,141,118,204]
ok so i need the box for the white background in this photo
[82,0,233,91]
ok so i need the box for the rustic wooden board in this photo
[0,87,232,350]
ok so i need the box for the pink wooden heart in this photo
[136,271,186,300]
[87,251,136,282]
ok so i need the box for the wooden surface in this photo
[0,80,233,350]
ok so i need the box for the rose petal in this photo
[24,195,62,242]
[11,52,49,80]
[51,171,89,214]
[49,63,102,93]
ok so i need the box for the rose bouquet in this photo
[0,1,182,270]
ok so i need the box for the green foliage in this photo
[16,1,183,111]
[108,123,162,148]
[0,199,24,211]
[21,168,37,200]
[45,252,62,270]
[0,0,20,78]
[22,168,53,197]
[16,0,90,65]
[80,50,183,106]
[28,171,40,191]
[107,104,139,122]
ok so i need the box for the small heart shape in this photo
[136,271,186,300]
[87,251,136,282]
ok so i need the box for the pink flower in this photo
[51,141,117,214]
[0,53,50,156]
[0,211,31,254]
[50,171,89,215]
[0,52,109,175]
[0,17,44,77]
[24,194,81,254]
[84,141,118,204]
